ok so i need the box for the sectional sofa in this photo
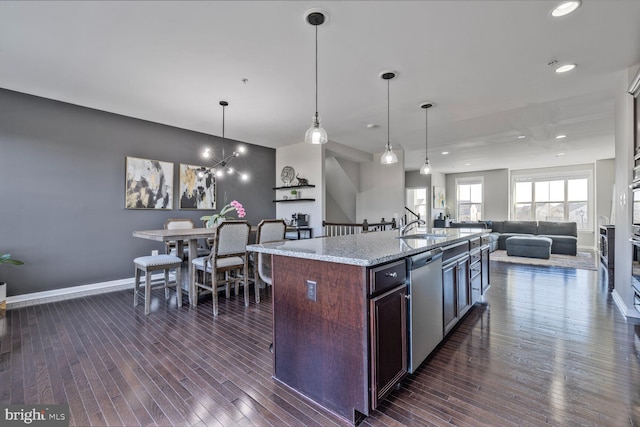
[448,220,578,255]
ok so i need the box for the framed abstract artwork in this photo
[433,186,445,209]
[179,163,217,210]
[125,156,173,209]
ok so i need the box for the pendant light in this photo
[304,10,328,144]
[419,102,433,175]
[201,101,249,181]
[380,71,398,164]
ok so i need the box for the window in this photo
[512,172,591,230]
[456,178,483,221]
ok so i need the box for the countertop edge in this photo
[247,231,486,266]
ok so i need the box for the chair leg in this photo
[243,261,249,308]
[191,267,198,307]
[144,269,151,315]
[212,269,219,317]
[254,272,260,304]
[176,265,183,308]
[164,268,170,300]
[134,266,140,307]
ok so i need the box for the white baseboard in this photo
[611,289,640,319]
[5,273,169,310]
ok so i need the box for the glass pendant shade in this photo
[419,102,433,175]
[420,158,431,175]
[305,113,328,144]
[381,143,398,164]
[305,11,328,144]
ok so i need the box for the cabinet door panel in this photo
[457,256,471,317]
[442,261,457,334]
[370,285,407,409]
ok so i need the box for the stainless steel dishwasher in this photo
[407,248,443,373]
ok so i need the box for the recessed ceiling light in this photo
[550,1,581,18]
[556,152,566,157]
[517,135,526,139]
[555,134,567,139]
[366,123,378,129]
[441,151,449,155]
[465,163,471,166]
[555,64,576,73]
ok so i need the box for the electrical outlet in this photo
[151,250,159,256]
[306,280,317,301]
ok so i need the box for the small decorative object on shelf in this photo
[201,200,246,228]
[296,174,309,186]
[281,166,295,186]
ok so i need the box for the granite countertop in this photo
[247,228,487,266]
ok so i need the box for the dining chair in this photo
[190,220,251,316]
[165,218,209,259]
[254,219,286,303]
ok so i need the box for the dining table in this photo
[132,225,258,306]
[132,227,218,305]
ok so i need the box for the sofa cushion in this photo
[537,221,577,237]
[490,221,504,233]
[503,221,538,234]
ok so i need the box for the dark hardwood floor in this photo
[2,260,639,426]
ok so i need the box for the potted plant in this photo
[0,253,24,311]
[290,189,299,199]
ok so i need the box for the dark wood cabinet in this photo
[369,285,407,409]
[442,240,473,335]
[368,260,407,410]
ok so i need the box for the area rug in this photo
[490,249,597,271]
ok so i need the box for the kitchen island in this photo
[247,228,489,424]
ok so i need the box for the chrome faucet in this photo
[400,218,426,236]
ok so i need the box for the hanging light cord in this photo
[425,106,428,161]
[314,24,319,118]
[387,78,390,148]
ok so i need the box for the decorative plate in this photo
[281,166,295,185]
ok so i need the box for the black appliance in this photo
[292,213,309,227]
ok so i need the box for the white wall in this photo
[275,143,324,237]
[325,156,359,222]
[612,65,639,318]
[357,149,405,224]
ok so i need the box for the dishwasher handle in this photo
[408,248,443,270]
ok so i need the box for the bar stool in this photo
[134,254,183,315]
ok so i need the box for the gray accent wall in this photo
[0,89,275,296]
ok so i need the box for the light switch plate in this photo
[151,250,159,256]
[306,280,317,301]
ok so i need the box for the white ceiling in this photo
[1,1,639,173]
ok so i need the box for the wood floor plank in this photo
[3,260,640,426]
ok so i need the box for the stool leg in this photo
[134,265,140,307]
[164,268,170,300]
[145,268,151,315]
[175,265,182,308]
